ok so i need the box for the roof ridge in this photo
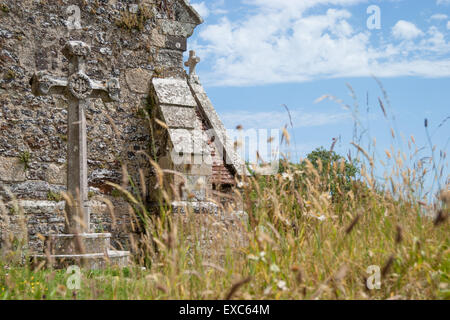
[178,0,204,25]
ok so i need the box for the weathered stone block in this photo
[32,250,130,270]
[152,78,197,107]
[169,128,208,155]
[125,68,152,94]
[174,163,212,176]
[9,181,64,199]
[171,201,219,215]
[185,175,207,201]
[159,20,196,38]
[0,157,26,182]
[45,163,66,185]
[20,200,65,215]
[172,203,249,259]
[46,233,111,255]
[160,105,200,128]
[166,35,187,51]
[151,28,166,48]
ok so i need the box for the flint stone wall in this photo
[0,0,202,253]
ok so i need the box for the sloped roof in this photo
[151,77,248,177]
[188,80,250,177]
[178,0,204,25]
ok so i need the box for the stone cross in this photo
[31,41,119,233]
[184,50,200,77]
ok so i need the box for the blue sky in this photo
[186,0,449,192]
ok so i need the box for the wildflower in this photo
[248,254,259,261]
[270,264,280,273]
[263,286,272,295]
[194,177,205,190]
[259,251,267,263]
[281,172,293,181]
[308,213,326,221]
[277,280,288,291]
[237,181,248,188]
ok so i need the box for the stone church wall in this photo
[0,0,202,252]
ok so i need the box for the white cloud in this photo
[191,2,210,19]
[448,21,450,29]
[430,14,448,20]
[192,1,450,86]
[437,0,450,5]
[392,21,424,40]
[220,109,351,129]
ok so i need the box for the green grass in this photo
[19,151,31,171]
[0,3,10,13]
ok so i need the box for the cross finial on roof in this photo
[184,50,200,77]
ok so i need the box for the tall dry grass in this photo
[0,82,448,300]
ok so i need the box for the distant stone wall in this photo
[0,0,202,252]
